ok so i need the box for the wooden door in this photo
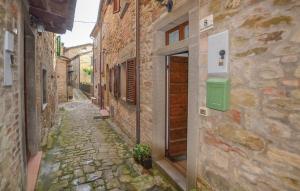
[99,84,105,109]
[167,56,188,158]
[98,83,102,108]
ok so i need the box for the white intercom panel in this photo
[208,30,229,74]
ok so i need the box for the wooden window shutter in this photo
[109,68,112,93]
[113,0,120,13]
[117,65,121,98]
[126,58,136,104]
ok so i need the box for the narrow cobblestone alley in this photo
[35,90,178,191]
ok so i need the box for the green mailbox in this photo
[206,78,230,111]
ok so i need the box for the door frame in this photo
[151,0,199,189]
[24,17,40,159]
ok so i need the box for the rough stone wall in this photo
[0,1,58,190]
[64,44,93,59]
[35,32,58,144]
[97,0,300,190]
[0,1,25,190]
[93,33,101,105]
[139,1,165,144]
[99,0,166,143]
[101,0,137,140]
[196,1,300,191]
[56,57,68,103]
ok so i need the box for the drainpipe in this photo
[92,39,95,99]
[136,0,141,144]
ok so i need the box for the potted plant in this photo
[133,144,152,169]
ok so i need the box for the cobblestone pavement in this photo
[36,93,178,191]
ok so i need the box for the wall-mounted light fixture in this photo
[37,24,45,33]
[30,15,45,35]
[156,0,173,12]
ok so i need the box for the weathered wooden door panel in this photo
[168,56,188,158]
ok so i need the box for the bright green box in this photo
[206,78,230,111]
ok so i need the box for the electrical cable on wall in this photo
[74,20,96,24]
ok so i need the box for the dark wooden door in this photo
[99,84,105,109]
[168,56,188,158]
[98,83,101,108]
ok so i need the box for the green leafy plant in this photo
[83,67,93,76]
[133,144,151,162]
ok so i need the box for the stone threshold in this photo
[155,159,186,191]
[26,151,43,191]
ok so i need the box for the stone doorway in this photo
[151,0,199,190]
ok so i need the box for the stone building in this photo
[64,43,93,59]
[0,0,76,190]
[64,44,93,96]
[56,56,71,103]
[69,51,93,88]
[91,0,300,190]
[91,23,101,105]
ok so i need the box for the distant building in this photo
[63,43,93,59]
[56,56,71,103]
[63,44,93,96]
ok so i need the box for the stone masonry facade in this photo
[92,31,101,105]
[0,1,59,190]
[63,43,93,60]
[97,0,166,143]
[56,57,69,103]
[93,0,300,190]
[100,0,138,140]
[0,1,25,190]
[36,32,58,145]
[196,1,300,191]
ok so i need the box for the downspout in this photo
[136,0,141,144]
[98,28,102,109]
[99,48,102,109]
[99,1,104,109]
[92,39,95,99]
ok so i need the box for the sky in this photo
[61,0,100,47]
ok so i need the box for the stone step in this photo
[100,109,110,119]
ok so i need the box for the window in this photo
[42,69,47,107]
[109,68,113,93]
[113,0,120,13]
[166,22,189,46]
[108,59,136,104]
[126,58,136,104]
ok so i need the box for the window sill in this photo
[119,98,136,112]
[42,103,48,111]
